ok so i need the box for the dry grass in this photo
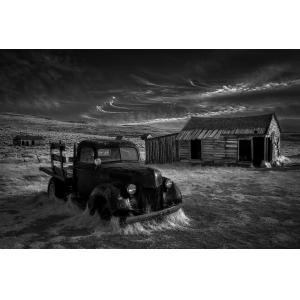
[0,161,300,248]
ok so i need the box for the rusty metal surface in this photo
[177,127,267,140]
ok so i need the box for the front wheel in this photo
[89,195,112,221]
[88,185,116,221]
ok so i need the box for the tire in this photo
[88,186,115,221]
[89,195,112,221]
[98,198,112,221]
[48,177,66,201]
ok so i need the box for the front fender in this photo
[88,183,131,216]
[162,177,182,205]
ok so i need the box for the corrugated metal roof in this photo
[182,114,273,131]
[177,127,267,140]
[177,113,276,140]
[146,132,178,141]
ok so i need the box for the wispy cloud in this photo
[2,50,300,130]
[200,79,300,99]
[124,105,247,125]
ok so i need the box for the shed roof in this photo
[14,135,44,140]
[146,132,178,140]
[177,113,278,140]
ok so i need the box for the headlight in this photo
[154,170,163,187]
[127,184,136,195]
[165,179,173,189]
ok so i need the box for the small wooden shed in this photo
[13,135,44,146]
[145,113,281,166]
[177,113,281,166]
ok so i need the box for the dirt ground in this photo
[0,161,300,248]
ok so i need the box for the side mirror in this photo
[94,158,102,167]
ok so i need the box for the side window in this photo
[79,147,95,163]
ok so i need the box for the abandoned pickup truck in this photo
[40,139,183,225]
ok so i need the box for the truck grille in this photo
[138,186,163,212]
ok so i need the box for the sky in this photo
[1,50,300,131]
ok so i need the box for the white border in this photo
[0,250,299,300]
[1,1,300,299]
[0,0,300,48]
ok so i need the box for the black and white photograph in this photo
[1,49,300,249]
[0,1,299,300]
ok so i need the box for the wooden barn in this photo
[145,113,281,166]
[145,133,179,164]
[13,135,44,146]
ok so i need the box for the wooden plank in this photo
[251,138,253,162]
[264,137,266,161]
[39,166,66,181]
[50,142,66,151]
[51,154,66,163]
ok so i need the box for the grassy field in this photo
[0,113,300,248]
[1,161,300,248]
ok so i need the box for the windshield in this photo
[120,147,139,161]
[97,147,138,162]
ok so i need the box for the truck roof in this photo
[79,139,137,148]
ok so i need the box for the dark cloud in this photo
[0,50,300,131]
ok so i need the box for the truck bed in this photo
[40,165,73,181]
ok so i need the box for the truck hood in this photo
[99,162,162,188]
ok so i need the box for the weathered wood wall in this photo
[178,137,238,163]
[224,137,238,162]
[201,138,238,163]
[179,140,190,160]
[145,133,179,164]
[267,115,281,161]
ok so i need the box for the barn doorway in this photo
[253,137,265,166]
[191,140,202,159]
[266,137,272,162]
[238,139,251,161]
[32,140,35,146]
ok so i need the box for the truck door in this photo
[75,146,97,199]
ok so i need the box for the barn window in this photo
[32,140,35,146]
[191,140,202,160]
[239,139,251,161]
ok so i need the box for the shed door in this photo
[266,137,273,162]
[191,140,202,159]
[239,139,252,161]
[253,137,265,166]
